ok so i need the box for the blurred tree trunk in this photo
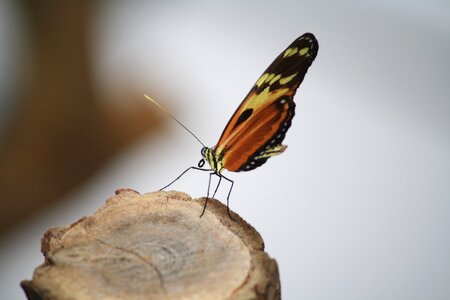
[0,0,161,236]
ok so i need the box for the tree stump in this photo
[21,189,280,300]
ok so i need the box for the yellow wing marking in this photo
[269,74,282,85]
[284,46,310,58]
[256,73,269,87]
[283,47,298,58]
[299,47,310,56]
[256,72,289,88]
[243,87,289,112]
[266,73,275,83]
[255,145,287,159]
[279,73,298,85]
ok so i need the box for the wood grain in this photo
[21,189,280,300]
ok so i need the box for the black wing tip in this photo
[298,32,317,43]
[300,32,317,39]
[296,32,319,59]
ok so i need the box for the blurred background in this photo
[0,0,449,299]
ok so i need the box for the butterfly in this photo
[146,32,318,218]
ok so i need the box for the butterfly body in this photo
[200,146,224,174]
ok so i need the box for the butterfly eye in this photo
[201,147,207,157]
[198,159,205,168]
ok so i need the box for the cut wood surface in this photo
[21,189,280,300]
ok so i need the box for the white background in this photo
[0,1,449,299]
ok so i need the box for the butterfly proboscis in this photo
[144,94,235,219]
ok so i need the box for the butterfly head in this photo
[199,146,222,173]
[198,147,208,168]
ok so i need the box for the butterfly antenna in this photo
[144,94,206,147]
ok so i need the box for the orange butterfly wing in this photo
[214,33,318,172]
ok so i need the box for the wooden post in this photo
[21,189,281,299]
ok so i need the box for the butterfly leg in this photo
[160,166,211,191]
[221,174,235,220]
[211,174,222,199]
[206,172,213,198]
[200,172,215,217]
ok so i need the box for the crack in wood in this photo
[92,235,168,298]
